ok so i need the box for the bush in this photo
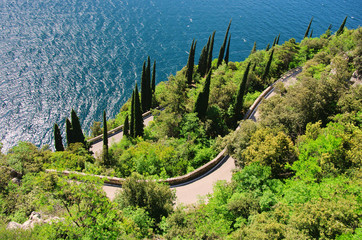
[114,173,175,223]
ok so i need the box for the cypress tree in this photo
[198,34,211,77]
[133,84,144,137]
[266,43,270,51]
[71,109,85,145]
[262,49,274,82]
[53,123,64,151]
[151,60,156,93]
[304,17,313,39]
[102,110,109,165]
[194,69,212,119]
[123,114,130,137]
[272,36,277,47]
[206,31,216,73]
[251,41,257,55]
[309,29,313,38]
[198,45,207,76]
[336,16,347,36]
[233,62,251,122]
[141,60,148,112]
[217,19,232,67]
[146,56,152,110]
[276,33,280,45]
[66,118,74,146]
[186,39,196,85]
[224,35,231,64]
[191,40,197,81]
[130,90,135,137]
[325,24,332,38]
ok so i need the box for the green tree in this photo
[336,16,348,36]
[115,172,175,223]
[261,49,274,82]
[198,44,208,77]
[141,59,151,112]
[276,33,281,45]
[90,121,102,138]
[233,61,251,122]
[51,175,124,238]
[304,17,313,39]
[251,41,257,54]
[123,114,130,137]
[151,60,156,93]
[186,39,197,85]
[130,90,135,137]
[272,36,277,47]
[53,123,64,151]
[102,110,109,165]
[217,19,232,67]
[133,84,144,137]
[207,31,216,73]
[242,128,297,178]
[266,43,270,51]
[194,69,212,119]
[224,35,231,64]
[146,56,152,110]
[65,118,74,146]
[70,109,85,146]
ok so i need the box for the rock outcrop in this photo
[7,211,64,230]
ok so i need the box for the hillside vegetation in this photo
[0,22,361,239]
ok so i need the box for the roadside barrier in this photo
[48,68,302,186]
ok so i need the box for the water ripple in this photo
[0,0,361,152]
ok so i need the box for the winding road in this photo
[91,68,302,205]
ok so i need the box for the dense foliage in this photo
[0,24,361,239]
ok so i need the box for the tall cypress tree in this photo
[304,17,313,39]
[266,43,270,51]
[102,110,109,165]
[194,69,212,119]
[198,34,211,77]
[151,60,156,93]
[146,56,152,110]
[272,36,277,47]
[123,114,130,137]
[198,45,207,77]
[206,31,216,73]
[71,109,85,145]
[133,84,144,137]
[233,62,251,122]
[325,24,333,38]
[130,90,135,137]
[276,33,280,45]
[251,41,257,55]
[217,20,232,67]
[224,35,231,64]
[262,49,274,82]
[151,60,156,107]
[53,123,64,151]
[186,39,196,85]
[141,60,148,112]
[66,118,74,146]
[336,16,347,36]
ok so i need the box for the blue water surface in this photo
[0,0,361,151]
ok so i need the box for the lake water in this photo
[0,0,361,151]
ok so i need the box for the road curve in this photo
[101,68,302,205]
[90,114,155,157]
